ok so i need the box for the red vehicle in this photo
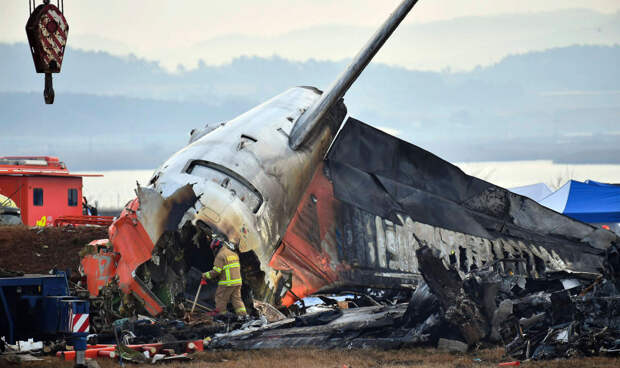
[0,156,112,227]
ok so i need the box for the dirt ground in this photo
[7,347,620,368]
[0,225,108,275]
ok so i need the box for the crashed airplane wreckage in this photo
[78,0,619,357]
[79,113,619,318]
[199,243,619,357]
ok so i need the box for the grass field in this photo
[12,347,620,368]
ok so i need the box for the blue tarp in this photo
[539,180,620,223]
[585,180,620,187]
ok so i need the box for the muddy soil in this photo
[0,225,108,275]
[8,348,620,368]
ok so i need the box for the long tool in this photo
[191,279,207,314]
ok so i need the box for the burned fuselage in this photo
[269,119,618,307]
[80,0,619,319]
[81,0,423,317]
[81,113,619,318]
[148,87,345,305]
[82,87,347,315]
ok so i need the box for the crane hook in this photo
[44,72,54,104]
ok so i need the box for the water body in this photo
[79,169,153,211]
[78,160,620,211]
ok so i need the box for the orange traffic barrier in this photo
[97,350,117,359]
[499,362,520,366]
[86,344,114,349]
[57,343,160,361]
[57,340,204,361]
[57,347,113,360]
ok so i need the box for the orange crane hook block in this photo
[25,0,69,104]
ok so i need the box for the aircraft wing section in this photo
[326,117,616,253]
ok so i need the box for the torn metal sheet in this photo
[327,118,616,254]
[208,304,410,350]
[81,185,198,316]
[416,246,487,345]
[270,118,618,305]
[134,184,198,246]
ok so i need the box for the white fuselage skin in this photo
[146,87,346,298]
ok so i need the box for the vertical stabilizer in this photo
[289,0,420,150]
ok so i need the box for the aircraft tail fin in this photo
[288,0,419,150]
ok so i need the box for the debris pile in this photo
[501,278,620,359]
[412,245,620,360]
[208,304,411,350]
[170,244,619,360]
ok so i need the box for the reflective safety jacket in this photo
[204,246,242,286]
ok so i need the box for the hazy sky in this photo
[3,0,620,70]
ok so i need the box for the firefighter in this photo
[202,239,247,316]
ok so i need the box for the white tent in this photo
[509,183,552,202]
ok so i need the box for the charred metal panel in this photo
[271,163,341,306]
[327,118,616,271]
[209,304,410,350]
[416,246,487,345]
[272,118,618,305]
[135,184,198,245]
[272,162,423,305]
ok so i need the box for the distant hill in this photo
[64,9,620,71]
[0,43,619,169]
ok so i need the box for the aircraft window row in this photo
[186,160,263,213]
